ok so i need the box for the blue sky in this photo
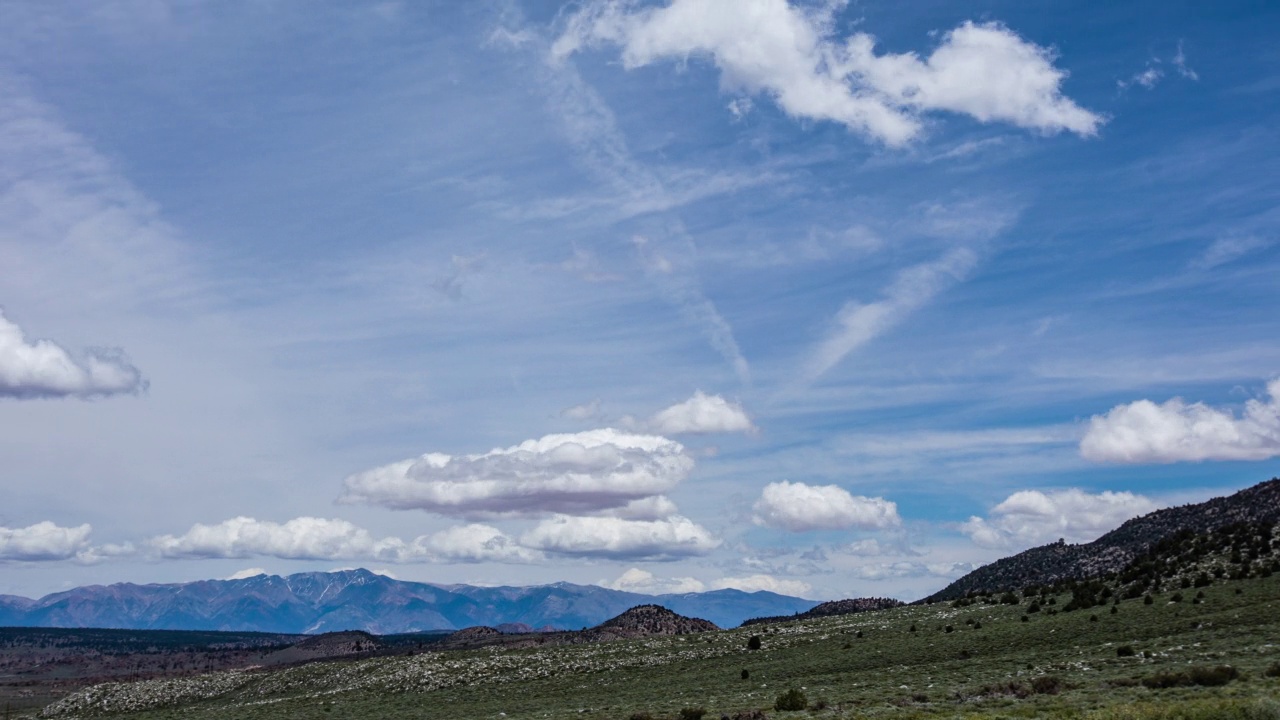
[1,0,1277,601]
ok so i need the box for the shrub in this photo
[1265,662,1280,678]
[1189,665,1240,686]
[1142,671,1192,689]
[774,688,808,712]
[1117,645,1137,657]
[944,625,954,633]
[1031,676,1065,695]
[1021,615,1029,622]
[909,623,917,632]
[1028,601,1041,613]
[1144,594,1155,605]
[1090,615,1098,622]
[679,708,706,720]
[1111,605,1119,615]
[747,635,761,650]
[741,669,749,680]
[1143,665,1239,689]
[629,713,653,720]
[1170,592,1183,602]
[1001,592,1020,605]
[973,621,982,629]
[855,630,863,638]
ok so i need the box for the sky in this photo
[1,0,1278,602]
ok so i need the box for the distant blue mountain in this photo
[0,570,818,634]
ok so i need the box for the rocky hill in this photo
[589,604,719,638]
[926,478,1280,601]
[436,604,718,650]
[740,597,904,627]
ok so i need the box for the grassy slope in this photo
[37,573,1280,720]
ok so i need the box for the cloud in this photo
[420,523,543,563]
[151,517,541,564]
[1173,40,1198,80]
[554,1,1102,146]
[706,573,811,597]
[605,567,706,594]
[647,391,754,434]
[521,515,720,559]
[853,561,973,580]
[340,429,694,518]
[0,309,146,399]
[225,568,268,580]
[430,253,486,301]
[560,398,603,421]
[804,247,978,381]
[603,567,812,596]
[153,516,407,561]
[599,495,681,520]
[1080,379,1280,463]
[1118,66,1163,90]
[752,480,901,532]
[1193,235,1272,270]
[632,234,751,384]
[961,488,1158,549]
[0,521,93,562]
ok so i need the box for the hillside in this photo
[741,596,904,626]
[0,571,816,634]
[926,477,1280,601]
[41,570,1280,720]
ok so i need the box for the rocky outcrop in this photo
[741,597,903,627]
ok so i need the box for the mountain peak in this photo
[596,604,719,636]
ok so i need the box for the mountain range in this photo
[0,570,818,634]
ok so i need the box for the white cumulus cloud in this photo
[647,391,754,434]
[707,574,812,597]
[419,523,543,563]
[961,488,1158,549]
[152,517,406,561]
[0,521,93,562]
[339,429,694,518]
[1080,380,1280,463]
[151,517,541,564]
[753,480,901,532]
[605,567,706,594]
[0,309,145,399]
[554,0,1101,146]
[521,515,720,559]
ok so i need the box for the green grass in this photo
[33,573,1280,720]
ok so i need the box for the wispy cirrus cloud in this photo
[803,247,978,382]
